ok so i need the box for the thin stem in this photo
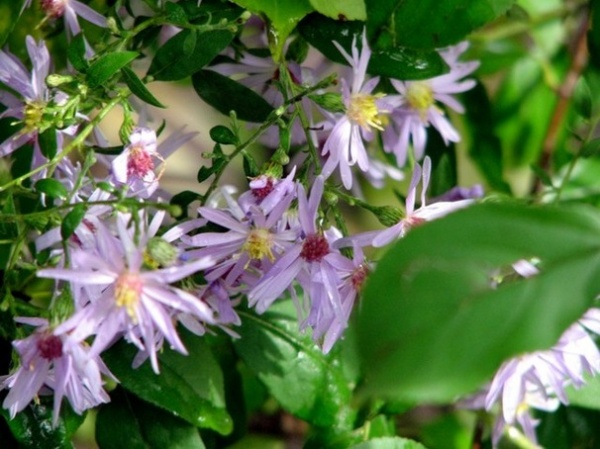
[0,93,126,192]
[201,75,337,201]
[532,7,589,196]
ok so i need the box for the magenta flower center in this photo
[127,145,155,178]
[41,0,67,18]
[251,177,275,200]
[300,234,329,263]
[351,264,369,291]
[115,272,143,321]
[37,334,63,360]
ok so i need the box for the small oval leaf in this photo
[34,178,69,200]
[61,204,87,241]
[87,51,139,88]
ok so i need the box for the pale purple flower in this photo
[321,31,392,189]
[383,42,479,166]
[110,126,196,197]
[248,176,357,350]
[38,212,217,373]
[38,0,107,35]
[182,186,296,287]
[478,308,600,447]
[0,37,54,158]
[338,157,474,249]
[238,167,297,214]
[1,318,111,425]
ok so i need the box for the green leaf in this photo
[87,51,139,88]
[366,0,514,50]
[170,190,202,219]
[357,203,600,403]
[96,389,206,449]
[164,1,189,26]
[567,374,600,409]
[37,128,58,160]
[297,14,448,80]
[209,125,237,145]
[0,0,25,47]
[234,302,355,429]
[147,29,235,81]
[34,178,69,200]
[121,66,165,108]
[308,0,365,21]
[102,328,232,435]
[192,70,275,122]
[0,398,85,449]
[61,204,86,241]
[67,33,88,72]
[231,0,314,60]
[349,437,428,449]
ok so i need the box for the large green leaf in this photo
[102,329,232,435]
[0,0,25,47]
[147,29,235,81]
[366,0,514,50]
[0,398,85,449]
[357,203,600,403]
[96,389,206,449]
[234,302,355,429]
[192,70,274,122]
[298,14,448,80]
[308,0,365,21]
[231,0,314,60]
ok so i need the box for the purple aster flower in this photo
[182,186,297,287]
[306,243,369,353]
[110,126,196,198]
[372,156,474,247]
[476,308,600,447]
[0,36,56,159]
[238,166,297,214]
[321,31,392,189]
[383,42,479,166]
[1,318,112,425]
[338,157,474,249]
[38,212,217,373]
[38,0,107,35]
[247,176,358,351]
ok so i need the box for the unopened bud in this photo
[323,192,338,206]
[309,93,345,114]
[374,206,403,227]
[46,74,74,87]
[147,237,179,267]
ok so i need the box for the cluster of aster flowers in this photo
[1,2,599,448]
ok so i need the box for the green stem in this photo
[0,93,126,192]
[202,74,337,201]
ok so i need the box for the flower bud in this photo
[374,206,403,227]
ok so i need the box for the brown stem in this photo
[532,8,590,195]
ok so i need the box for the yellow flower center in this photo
[22,101,46,134]
[347,93,386,131]
[406,82,435,119]
[115,272,143,322]
[243,228,274,261]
